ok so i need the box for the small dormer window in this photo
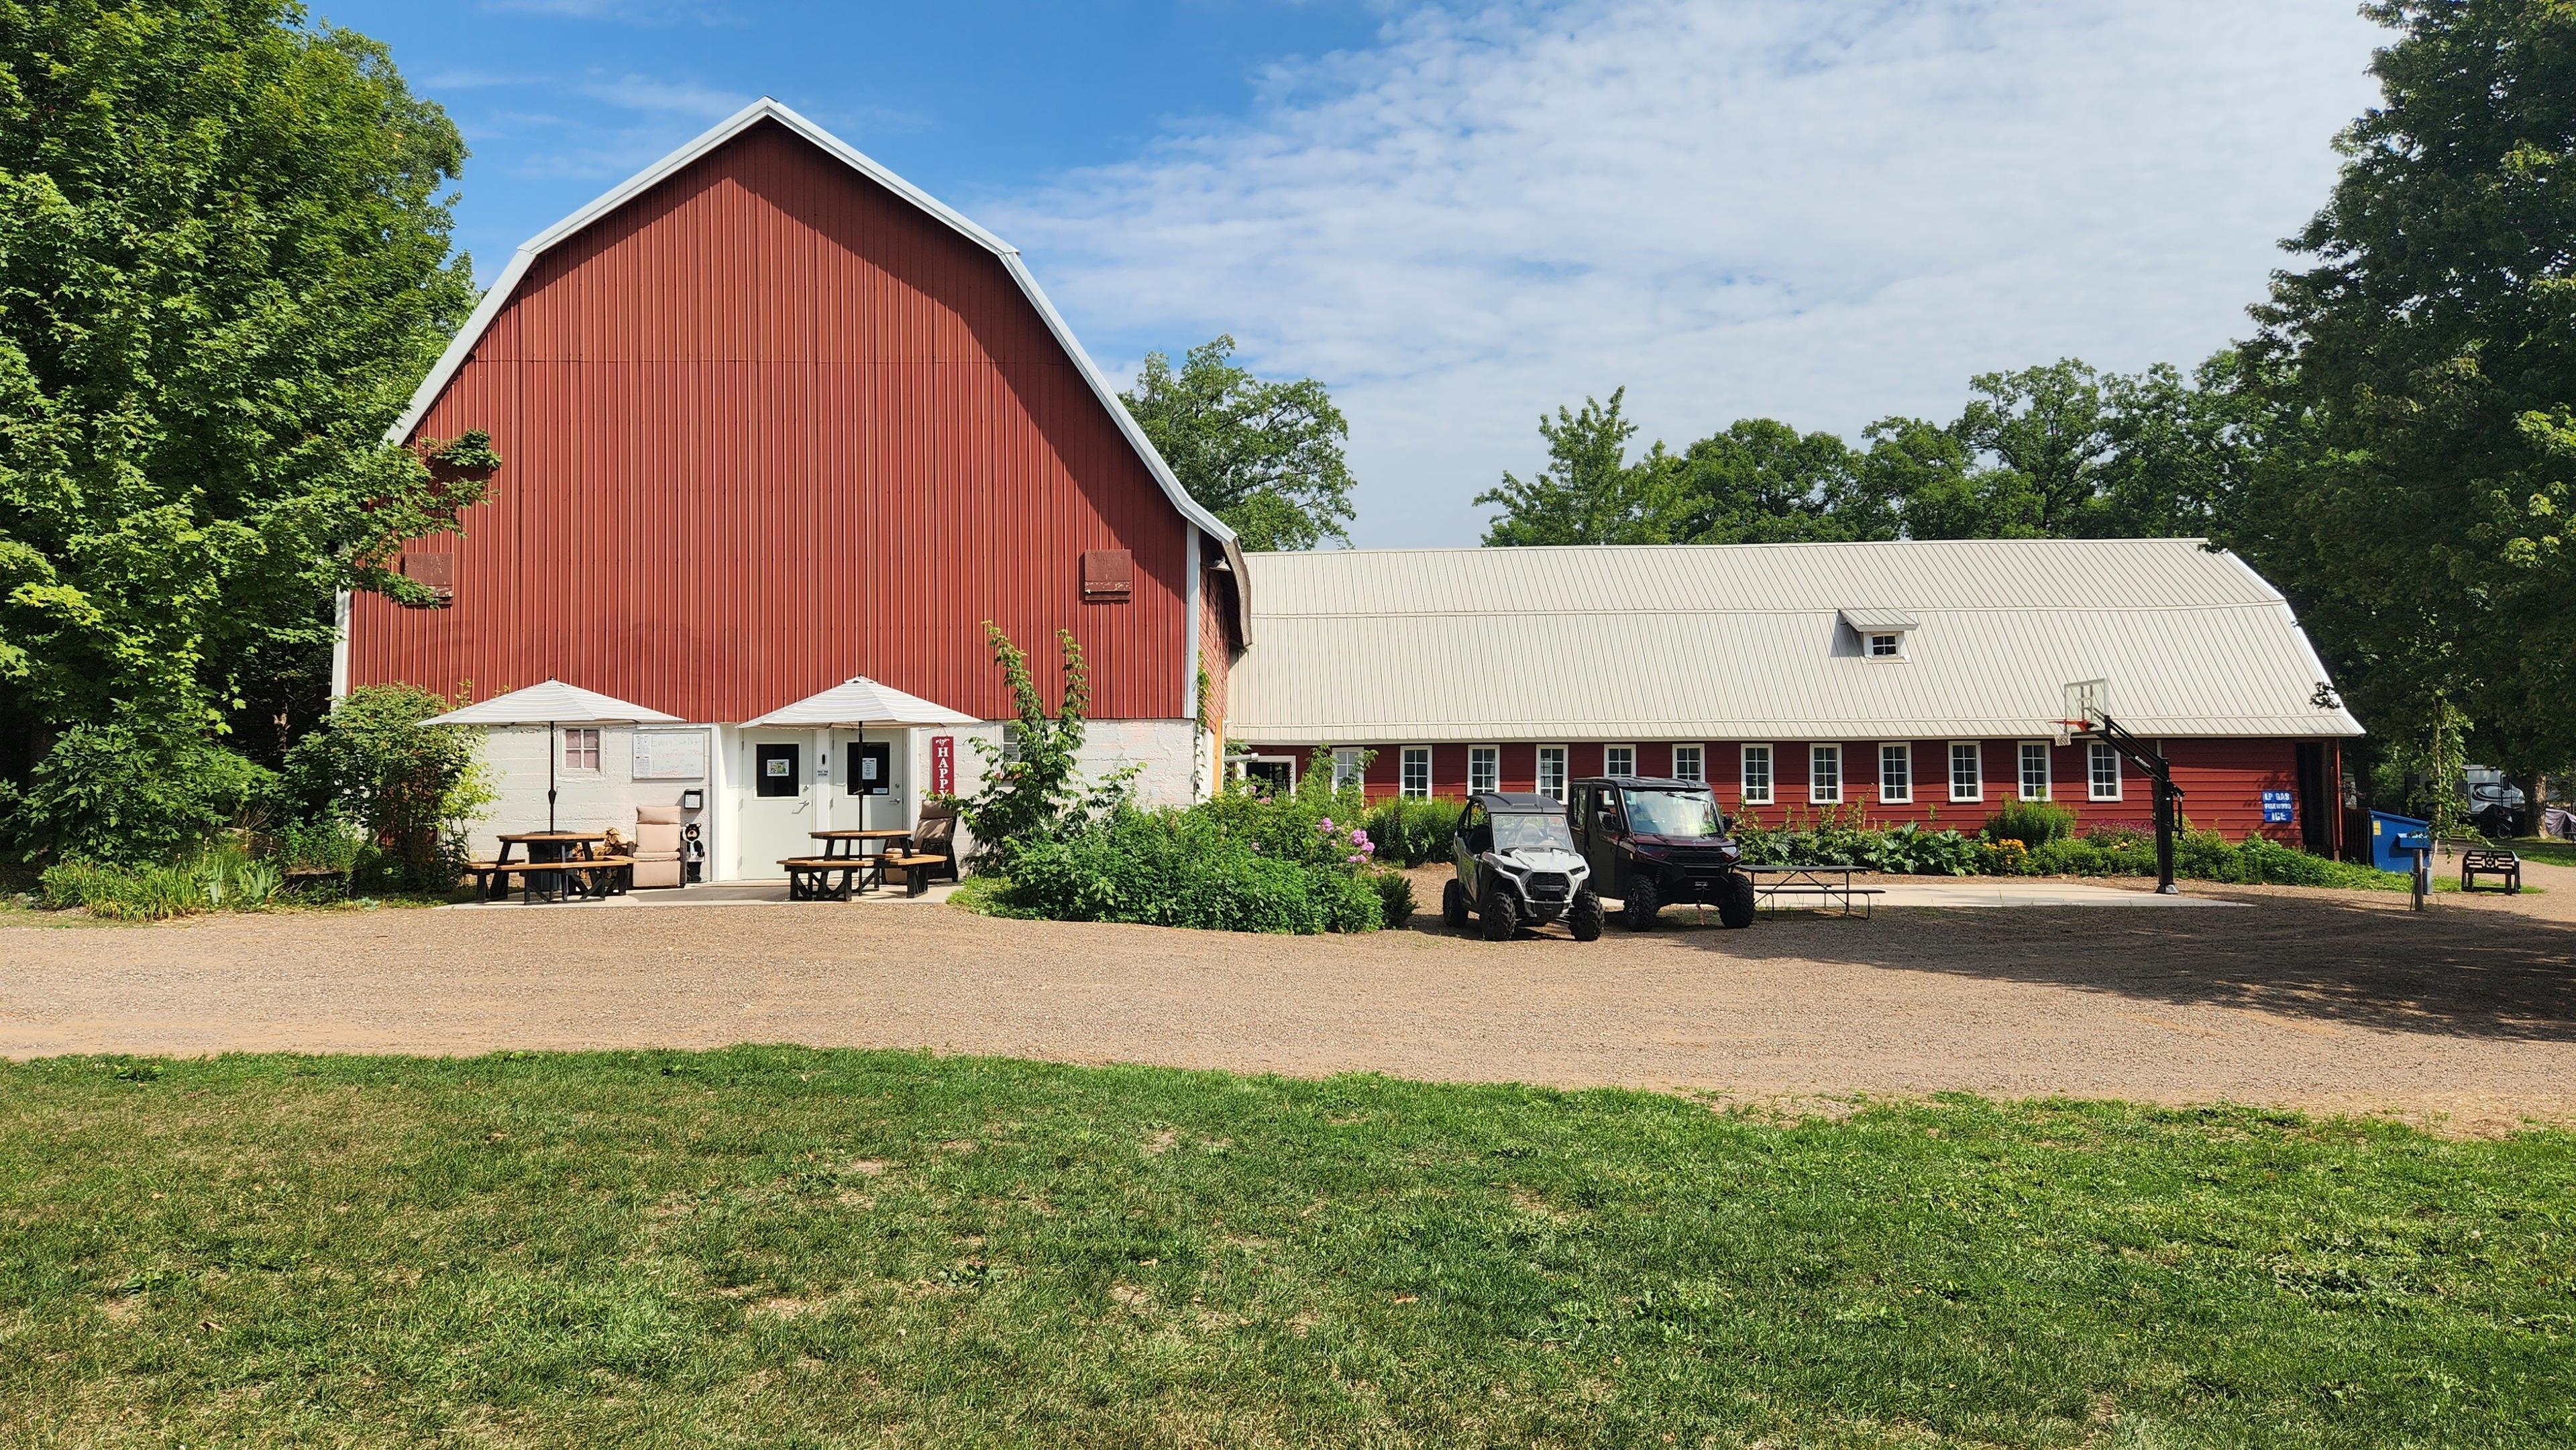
[1840,608,1918,660]
[1868,632,1901,659]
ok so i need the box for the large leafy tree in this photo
[1650,418,1901,545]
[1120,335,1356,551]
[1472,389,1668,546]
[2243,0,2576,779]
[0,0,481,775]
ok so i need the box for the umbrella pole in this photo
[548,720,559,834]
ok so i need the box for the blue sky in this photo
[321,1,2390,548]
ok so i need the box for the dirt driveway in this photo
[7,865,2575,1131]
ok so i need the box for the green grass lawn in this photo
[2510,838,2576,869]
[3,1051,2570,1447]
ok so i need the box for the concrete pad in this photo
[445,880,957,909]
[1867,881,2233,908]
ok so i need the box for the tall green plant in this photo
[0,722,272,865]
[952,623,1130,872]
[280,684,488,892]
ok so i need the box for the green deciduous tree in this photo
[2243,0,2576,781]
[1473,388,1668,545]
[1120,335,1356,551]
[0,1,483,784]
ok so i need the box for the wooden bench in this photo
[2460,847,2522,894]
[466,859,583,905]
[282,865,347,895]
[877,852,946,897]
[1753,883,1886,918]
[780,855,873,901]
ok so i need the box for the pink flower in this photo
[1319,817,1335,832]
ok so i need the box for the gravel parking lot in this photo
[7,863,2574,1132]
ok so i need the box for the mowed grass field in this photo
[3,1050,2571,1447]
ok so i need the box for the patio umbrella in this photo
[742,675,978,730]
[422,678,682,832]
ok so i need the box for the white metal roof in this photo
[421,679,682,727]
[744,675,979,728]
[1227,539,2363,744]
[383,96,1248,632]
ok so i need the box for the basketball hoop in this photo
[2059,679,2110,744]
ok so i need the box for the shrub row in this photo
[38,847,289,922]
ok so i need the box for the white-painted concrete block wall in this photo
[464,725,714,861]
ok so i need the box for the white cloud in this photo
[991,0,2387,546]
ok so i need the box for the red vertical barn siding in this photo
[351,119,1193,722]
[1252,736,2312,840]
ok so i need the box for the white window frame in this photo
[1399,746,1431,799]
[1248,753,1299,791]
[1603,743,1637,778]
[1809,743,1843,805]
[2019,741,2052,801]
[1536,745,1570,801]
[1878,742,1912,804]
[1467,744,1500,795]
[562,726,602,773]
[1949,742,1984,803]
[1740,744,1774,805]
[1332,747,1365,791]
[1866,632,1904,659]
[1671,744,1705,783]
[2088,740,2123,801]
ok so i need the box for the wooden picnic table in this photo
[809,828,910,860]
[1739,863,1883,918]
[481,831,610,903]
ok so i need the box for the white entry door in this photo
[835,729,911,831]
[739,731,816,877]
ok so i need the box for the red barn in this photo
[339,99,1246,877]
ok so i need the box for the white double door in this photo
[737,728,913,878]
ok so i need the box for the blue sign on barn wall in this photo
[2261,790,2294,824]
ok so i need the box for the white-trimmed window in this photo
[1604,744,1636,777]
[2088,740,2123,801]
[1468,745,1499,795]
[1809,743,1843,804]
[1949,742,1983,803]
[1332,747,1365,791]
[563,727,602,771]
[1740,744,1774,805]
[1536,746,1569,801]
[2019,742,2052,801]
[1671,744,1705,783]
[1879,742,1912,803]
[1866,632,1903,659]
[1399,746,1431,799]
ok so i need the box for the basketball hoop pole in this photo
[2068,710,2183,894]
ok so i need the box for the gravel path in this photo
[7,865,2575,1131]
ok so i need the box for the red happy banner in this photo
[930,734,955,797]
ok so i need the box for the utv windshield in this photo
[1492,812,1577,852]
[1621,789,1723,838]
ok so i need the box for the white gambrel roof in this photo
[384,96,1248,625]
[1227,539,2363,745]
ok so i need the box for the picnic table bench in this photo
[2460,846,2522,894]
[780,855,875,901]
[466,854,635,904]
[1741,864,1884,918]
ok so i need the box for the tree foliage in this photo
[0,0,483,761]
[1471,389,1666,545]
[278,682,488,892]
[2241,0,2576,775]
[1120,335,1356,551]
[950,622,1132,873]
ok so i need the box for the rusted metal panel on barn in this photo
[350,118,1190,723]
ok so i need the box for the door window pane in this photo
[1810,744,1842,804]
[1400,746,1431,799]
[1671,744,1704,783]
[754,742,801,798]
[1468,746,1499,794]
[1536,746,1568,801]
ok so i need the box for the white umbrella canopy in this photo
[744,675,977,729]
[422,679,682,832]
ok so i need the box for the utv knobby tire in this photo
[1622,877,1660,930]
[1717,872,1756,930]
[1567,888,1605,942]
[1480,885,1519,941]
[1442,879,1470,931]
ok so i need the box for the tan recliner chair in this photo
[633,805,684,889]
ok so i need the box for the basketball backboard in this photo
[2059,679,2110,744]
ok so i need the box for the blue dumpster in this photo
[2367,810,2430,874]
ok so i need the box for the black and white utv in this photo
[1443,792,1605,941]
